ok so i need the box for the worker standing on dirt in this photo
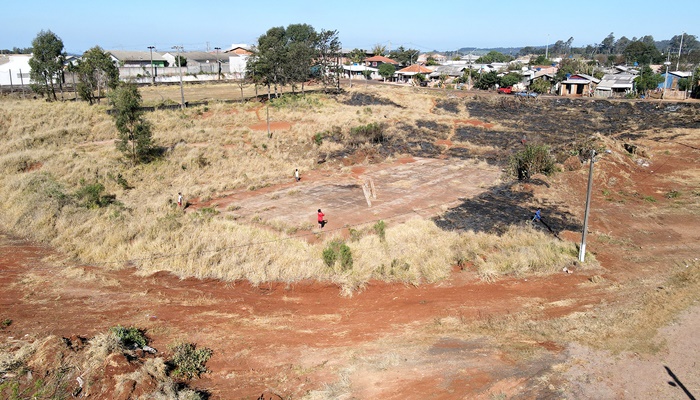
[294,168,300,182]
[318,209,327,229]
[177,192,183,208]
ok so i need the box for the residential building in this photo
[0,54,31,87]
[364,55,398,68]
[595,73,635,98]
[559,73,600,96]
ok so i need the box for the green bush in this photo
[509,144,556,179]
[109,325,148,348]
[322,240,353,271]
[322,246,337,268]
[75,182,114,208]
[313,132,323,145]
[373,220,386,242]
[170,343,213,380]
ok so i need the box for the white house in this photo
[229,53,249,79]
[0,54,32,87]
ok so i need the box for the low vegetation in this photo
[0,89,594,295]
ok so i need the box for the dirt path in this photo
[0,232,604,399]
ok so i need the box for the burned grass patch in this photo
[434,182,581,234]
[454,126,522,149]
[466,98,700,140]
[433,99,461,114]
[342,92,404,108]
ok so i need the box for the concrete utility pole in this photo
[579,150,596,262]
[214,47,221,80]
[663,58,671,100]
[172,45,185,109]
[147,46,156,85]
[677,32,684,71]
[545,34,550,60]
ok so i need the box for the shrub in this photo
[339,243,353,271]
[349,122,386,145]
[75,182,114,208]
[170,342,213,380]
[109,325,148,348]
[373,220,386,242]
[322,246,337,268]
[322,240,353,271]
[509,144,556,179]
[313,132,324,145]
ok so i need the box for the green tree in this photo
[378,63,395,81]
[475,51,513,63]
[286,23,317,94]
[110,83,154,165]
[529,79,551,94]
[371,43,386,56]
[388,46,419,66]
[623,41,662,64]
[475,70,498,90]
[77,46,119,104]
[174,54,187,67]
[600,32,615,54]
[28,30,65,101]
[315,29,342,91]
[347,48,366,64]
[499,72,520,88]
[425,56,439,66]
[634,65,663,95]
[530,54,552,65]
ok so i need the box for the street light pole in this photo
[663,59,671,100]
[579,150,596,262]
[147,46,155,85]
[214,47,221,80]
[172,45,185,109]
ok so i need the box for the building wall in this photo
[0,55,32,86]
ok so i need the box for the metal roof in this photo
[108,50,166,62]
[596,73,635,90]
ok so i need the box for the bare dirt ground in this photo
[1,92,699,399]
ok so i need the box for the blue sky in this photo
[2,0,698,54]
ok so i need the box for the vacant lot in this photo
[0,85,699,399]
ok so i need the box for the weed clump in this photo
[509,144,556,180]
[109,325,148,348]
[322,240,353,271]
[170,342,213,380]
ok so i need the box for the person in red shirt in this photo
[317,209,326,228]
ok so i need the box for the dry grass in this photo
[0,89,593,294]
[428,258,700,355]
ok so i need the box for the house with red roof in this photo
[364,55,398,68]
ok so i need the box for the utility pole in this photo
[676,32,684,71]
[663,56,671,100]
[214,47,221,80]
[545,34,550,60]
[579,150,596,262]
[147,46,156,85]
[172,45,185,109]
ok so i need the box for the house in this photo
[224,44,253,56]
[595,73,635,98]
[657,70,692,99]
[342,64,379,80]
[558,73,600,96]
[418,53,447,64]
[229,53,249,78]
[395,64,434,82]
[108,50,167,68]
[364,55,398,68]
[429,65,467,80]
[0,54,32,87]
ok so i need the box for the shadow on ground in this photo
[434,180,581,235]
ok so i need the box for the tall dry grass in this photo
[0,89,580,294]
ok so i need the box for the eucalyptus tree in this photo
[77,46,119,104]
[29,30,65,101]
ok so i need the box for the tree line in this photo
[245,24,342,97]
